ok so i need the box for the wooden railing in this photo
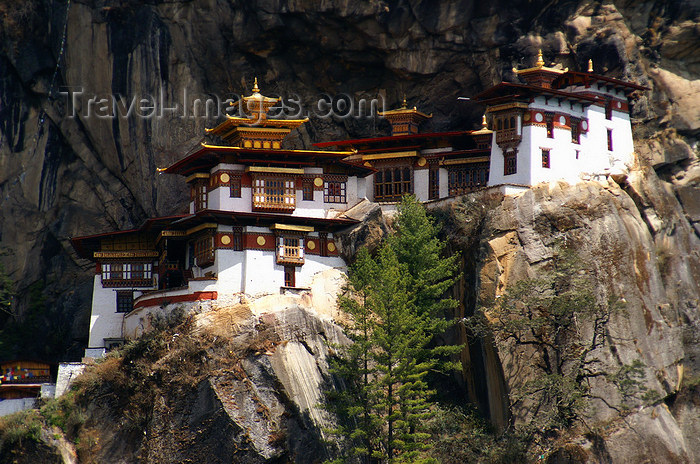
[277,237,304,264]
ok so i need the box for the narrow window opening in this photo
[541,149,551,168]
[428,167,439,200]
[607,129,613,151]
[284,265,296,287]
[302,180,314,201]
[230,177,241,198]
[504,151,517,175]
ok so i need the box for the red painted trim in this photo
[133,291,218,310]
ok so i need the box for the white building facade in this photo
[476,52,646,189]
[74,81,372,358]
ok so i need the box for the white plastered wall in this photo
[414,169,429,201]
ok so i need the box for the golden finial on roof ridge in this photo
[401,95,407,109]
[481,114,488,129]
[588,59,593,72]
[535,49,545,67]
[252,77,260,93]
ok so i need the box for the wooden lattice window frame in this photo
[429,166,440,200]
[545,113,554,139]
[193,180,208,211]
[542,149,551,168]
[284,265,296,287]
[116,290,134,313]
[101,262,153,287]
[447,163,489,196]
[194,233,215,268]
[302,180,314,201]
[504,151,517,176]
[253,176,296,212]
[230,176,242,198]
[232,227,243,251]
[276,235,304,265]
[324,180,346,203]
[374,166,413,202]
[570,118,581,144]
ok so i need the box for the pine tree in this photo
[330,196,462,463]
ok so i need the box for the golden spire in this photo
[481,114,488,129]
[535,49,545,67]
[588,59,593,72]
[401,95,407,109]
[252,77,260,93]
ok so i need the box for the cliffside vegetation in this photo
[328,196,463,462]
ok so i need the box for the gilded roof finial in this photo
[535,49,545,67]
[401,95,407,109]
[588,59,593,72]
[252,77,260,93]
[481,114,488,129]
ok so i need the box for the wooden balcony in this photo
[495,128,521,146]
[276,239,304,265]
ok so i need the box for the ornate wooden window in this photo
[194,233,215,267]
[302,180,314,201]
[571,118,581,144]
[374,167,412,202]
[319,233,328,257]
[193,180,208,211]
[504,151,517,175]
[324,180,346,203]
[607,129,613,151]
[494,113,521,147]
[429,167,440,200]
[253,177,296,212]
[232,227,243,251]
[116,290,134,313]
[230,177,241,198]
[276,236,304,265]
[542,149,551,168]
[545,113,554,138]
[101,262,153,287]
[448,163,489,196]
[605,101,613,120]
[284,265,296,287]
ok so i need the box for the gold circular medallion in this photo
[257,236,266,246]
[523,113,531,122]
[314,177,324,187]
[307,240,316,250]
[417,157,427,167]
[220,173,230,183]
[327,242,336,252]
[221,235,231,245]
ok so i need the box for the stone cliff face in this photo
[460,173,700,462]
[0,0,699,461]
[1,0,698,361]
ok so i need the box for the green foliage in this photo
[607,360,651,409]
[470,246,636,440]
[39,392,85,435]
[0,410,43,451]
[422,406,526,464]
[330,195,462,463]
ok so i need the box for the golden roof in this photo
[513,49,568,75]
[471,114,493,135]
[205,77,309,141]
[379,97,432,119]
